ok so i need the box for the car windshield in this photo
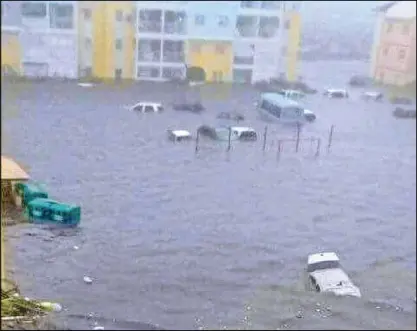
[307,260,340,272]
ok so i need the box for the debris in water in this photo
[376,306,381,309]
[295,310,303,318]
[92,326,104,330]
[83,276,93,284]
[73,245,79,250]
[40,301,62,312]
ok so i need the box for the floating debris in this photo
[295,310,303,318]
[73,245,79,250]
[39,301,62,313]
[93,326,104,330]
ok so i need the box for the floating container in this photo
[14,182,48,207]
[25,198,81,227]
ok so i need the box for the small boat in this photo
[307,252,361,298]
[167,129,192,142]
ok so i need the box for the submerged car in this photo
[172,102,205,113]
[393,107,416,119]
[307,252,361,298]
[167,129,192,142]
[362,91,383,101]
[303,109,316,122]
[216,111,245,121]
[277,89,306,100]
[130,102,164,113]
[197,125,257,141]
[323,89,349,99]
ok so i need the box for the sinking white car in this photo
[307,252,361,298]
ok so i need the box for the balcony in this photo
[240,1,259,9]
[258,17,279,38]
[236,16,258,38]
[163,41,185,63]
[260,1,281,9]
[138,10,162,33]
[162,67,185,80]
[138,39,161,62]
[164,11,187,35]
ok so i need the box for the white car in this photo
[130,102,164,113]
[303,109,316,122]
[167,129,192,142]
[323,89,349,99]
[307,252,361,298]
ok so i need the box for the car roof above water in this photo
[261,93,301,107]
[308,252,340,265]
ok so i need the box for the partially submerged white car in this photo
[323,89,349,99]
[307,252,361,298]
[167,129,192,142]
[129,102,164,113]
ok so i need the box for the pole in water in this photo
[195,129,200,153]
[295,122,301,153]
[262,126,268,151]
[327,125,334,152]
[316,138,321,157]
[277,140,282,160]
[227,126,232,151]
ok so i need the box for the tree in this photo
[186,66,206,82]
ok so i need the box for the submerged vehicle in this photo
[129,102,164,113]
[167,129,192,141]
[216,111,245,121]
[323,89,349,99]
[307,252,361,298]
[197,125,257,141]
[256,93,306,124]
[172,102,205,113]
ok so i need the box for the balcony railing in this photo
[162,51,184,63]
[138,51,161,62]
[164,22,186,35]
[233,56,254,65]
[236,27,257,38]
[138,20,162,33]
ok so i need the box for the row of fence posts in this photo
[194,124,335,156]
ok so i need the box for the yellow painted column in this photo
[286,11,301,83]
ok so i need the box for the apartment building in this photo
[1,1,23,75]
[78,1,135,80]
[135,1,301,83]
[13,1,78,78]
[370,1,416,86]
[1,1,301,83]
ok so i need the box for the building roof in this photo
[385,1,416,19]
[1,156,30,181]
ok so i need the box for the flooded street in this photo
[2,60,416,330]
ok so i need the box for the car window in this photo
[307,260,340,272]
[133,105,143,112]
[144,105,154,112]
[157,106,164,112]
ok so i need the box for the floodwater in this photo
[2,61,416,330]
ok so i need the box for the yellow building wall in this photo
[186,41,233,83]
[285,12,301,83]
[1,32,21,75]
[91,1,134,80]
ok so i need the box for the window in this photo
[138,66,160,78]
[284,19,290,30]
[21,2,47,17]
[218,15,229,27]
[132,38,136,50]
[115,39,123,50]
[195,14,205,25]
[260,99,282,118]
[49,3,74,29]
[82,8,91,20]
[398,49,406,60]
[386,23,393,33]
[402,24,410,35]
[215,44,225,54]
[213,71,223,82]
[85,37,92,49]
[307,260,340,273]
[82,67,92,77]
[115,10,123,22]
[115,68,122,80]
[144,105,154,112]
